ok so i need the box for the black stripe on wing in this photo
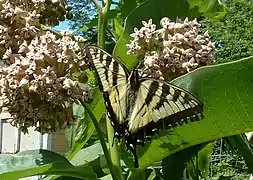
[86,46,129,91]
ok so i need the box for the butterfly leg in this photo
[129,143,139,168]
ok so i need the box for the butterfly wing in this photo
[86,46,130,135]
[128,78,203,135]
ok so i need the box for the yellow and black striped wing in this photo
[86,46,204,168]
[87,46,129,125]
[128,79,203,134]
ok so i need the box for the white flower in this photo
[126,17,215,81]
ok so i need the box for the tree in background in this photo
[201,0,253,63]
[66,0,96,30]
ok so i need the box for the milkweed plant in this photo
[0,0,248,180]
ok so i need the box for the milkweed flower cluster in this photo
[0,0,91,134]
[127,17,215,80]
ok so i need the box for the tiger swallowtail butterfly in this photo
[85,46,204,168]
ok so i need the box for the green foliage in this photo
[187,144,213,179]
[200,1,253,178]
[226,135,253,174]
[70,143,104,166]
[129,56,253,170]
[211,156,249,180]
[0,150,97,179]
[162,144,205,179]
[67,88,105,160]
[201,0,253,63]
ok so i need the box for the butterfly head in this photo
[129,69,140,88]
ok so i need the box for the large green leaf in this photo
[113,0,227,70]
[71,143,104,166]
[113,18,124,41]
[131,57,253,170]
[0,150,97,179]
[119,0,138,20]
[100,174,112,180]
[67,89,105,160]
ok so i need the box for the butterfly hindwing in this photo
[128,78,203,134]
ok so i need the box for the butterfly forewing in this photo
[87,46,128,92]
[87,46,130,126]
[128,79,203,134]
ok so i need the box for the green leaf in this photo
[146,168,156,180]
[100,174,112,180]
[0,150,97,179]
[197,143,212,178]
[67,88,105,160]
[66,103,86,150]
[114,0,227,70]
[120,0,138,20]
[50,177,83,180]
[113,18,124,41]
[187,144,213,179]
[134,56,253,170]
[71,143,104,166]
[162,144,205,179]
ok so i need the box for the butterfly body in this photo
[85,46,204,167]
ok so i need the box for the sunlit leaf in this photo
[71,143,104,166]
[67,88,105,160]
[0,150,97,179]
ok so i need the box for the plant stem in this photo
[100,0,124,179]
[97,13,106,48]
[106,117,124,180]
[80,101,117,179]
[93,0,124,179]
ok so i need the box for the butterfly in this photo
[85,45,204,168]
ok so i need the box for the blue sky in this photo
[53,21,71,31]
